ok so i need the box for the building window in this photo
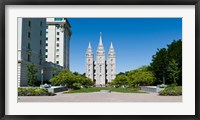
[40,31,42,36]
[39,49,42,54]
[56,49,59,52]
[40,21,42,27]
[55,18,63,21]
[28,43,31,49]
[111,69,113,72]
[57,38,59,41]
[45,55,48,58]
[56,55,59,58]
[46,49,48,52]
[57,32,59,35]
[46,37,48,40]
[56,25,60,29]
[56,61,59,64]
[28,21,31,27]
[57,43,59,47]
[28,54,31,62]
[39,59,42,65]
[28,32,31,38]
[40,39,42,45]
[46,43,48,46]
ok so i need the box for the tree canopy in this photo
[110,66,155,88]
[150,40,182,85]
[50,69,94,89]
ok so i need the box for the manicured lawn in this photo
[64,87,147,93]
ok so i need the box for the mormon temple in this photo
[86,32,116,87]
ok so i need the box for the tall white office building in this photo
[45,18,72,69]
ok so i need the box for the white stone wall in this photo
[86,43,94,81]
[17,61,44,87]
[86,56,94,80]
[107,43,116,82]
[96,54,106,85]
[46,25,56,64]
[107,55,116,82]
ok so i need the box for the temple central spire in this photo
[97,32,104,53]
[88,42,91,49]
[99,32,103,46]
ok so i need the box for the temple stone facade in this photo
[86,32,116,87]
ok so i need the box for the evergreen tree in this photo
[150,48,168,85]
[27,63,37,86]
[150,39,182,85]
[167,59,180,84]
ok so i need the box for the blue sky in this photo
[68,18,182,74]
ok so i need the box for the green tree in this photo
[110,74,129,88]
[50,69,94,89]
[150,48,168,85]
[128,66,155,87]
[53,68,62,76]
[167,40,182,85]
[50,69,76,87]
[167,59,180,84]
[150,40,182,85]
[27,63,37,86]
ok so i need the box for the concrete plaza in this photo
[18,92,182,102]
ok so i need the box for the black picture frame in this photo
[0,0,199,120]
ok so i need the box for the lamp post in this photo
[162,68,166,85]
[41,69,43,85]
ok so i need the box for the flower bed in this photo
[159,85,182,96]
[18,88,55,96]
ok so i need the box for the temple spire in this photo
[109,42,115,54]
[88,42,91,49]
[99,32,103,46]
[86,42,93,54]
[110,42,113,49]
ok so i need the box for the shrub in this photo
[18,88,54,96]
[159,85,182,96]
[72,83,82,90]
[18,88,27,96]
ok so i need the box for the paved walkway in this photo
[18,92,182,102]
